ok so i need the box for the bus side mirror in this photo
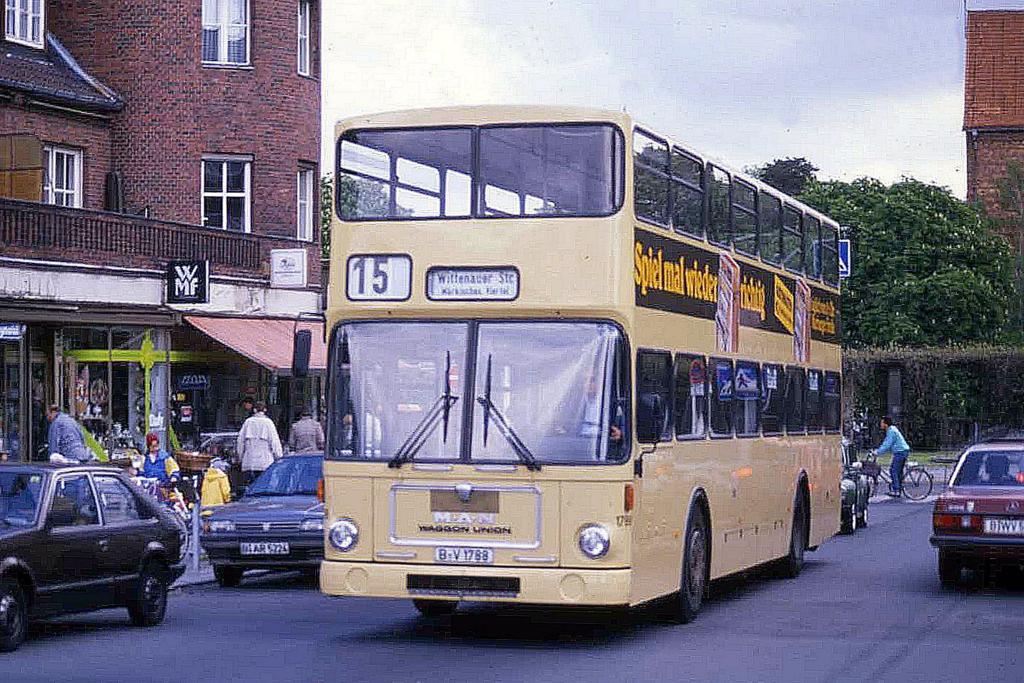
[636,393,665,444]
[292,329,312,379]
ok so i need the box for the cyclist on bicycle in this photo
[872,415,911,497]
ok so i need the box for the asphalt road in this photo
[2,499,1022,683]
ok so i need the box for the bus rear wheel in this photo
[778,489,808,579]
[413,599,458,618]
[672,504,709,624]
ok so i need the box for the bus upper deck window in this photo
[782,205,803,274]
[707,165,731,246]
[804,215,822,280]
[758,191,782,265]
[671,149,703,238]
[633,131,669,227]
[822,221,840,286]
[732,179,757,256]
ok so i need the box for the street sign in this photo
[838,239,852,278]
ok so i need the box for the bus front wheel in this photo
[673,504,709,624]
[413,599,458,618]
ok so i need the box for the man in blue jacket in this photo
[46,404,92,463]
[873,415,911,497]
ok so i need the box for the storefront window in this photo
[59,326,170,458]
[1,324,25,461]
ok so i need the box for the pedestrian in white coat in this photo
[236,402,283,485]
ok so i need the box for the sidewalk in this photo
[173,559,216,589]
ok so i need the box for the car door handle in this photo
[97,539,110,551]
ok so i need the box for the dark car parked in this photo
[0,463,186,652]
[201,453,324,587]
[931,441,1024,587]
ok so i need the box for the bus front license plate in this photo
[434,547,494,565]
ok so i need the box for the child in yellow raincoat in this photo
[200,458,232,510]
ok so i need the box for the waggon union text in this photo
[418,524,513,535]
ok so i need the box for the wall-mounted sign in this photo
[346,254,412,301]
[0,323,24,341]
[177,374,210,391]
[270,248,308,289]
[426,267,519,301]
[633,228,840,345]
[166,260,209,304]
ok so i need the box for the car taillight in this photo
[934,513,981,533]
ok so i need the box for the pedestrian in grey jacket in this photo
[46,405,92,462]
[287,409,325,453]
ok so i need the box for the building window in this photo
[297,0,311,76]
[202,0,249,65]
[202,158,250,232]
[43,146,83,208]
[5,0,43,48]
[297,167,314,241]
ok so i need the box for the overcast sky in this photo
[321,1,1024,198]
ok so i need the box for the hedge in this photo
[843,346,1024,448]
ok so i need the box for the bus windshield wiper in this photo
[388,351,459,469]
[476,354,540,471]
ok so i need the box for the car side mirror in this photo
[636,392,665,444]
[292,329,311,379]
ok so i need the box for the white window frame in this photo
[5,0,44,48]
[42,145,83,208]
[297,0,311,76]
[297,167,315,241]
[202,0,250,66]
[201,156,252,233]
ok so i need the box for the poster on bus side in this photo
[716,252,740,353]
[794,279,811,363]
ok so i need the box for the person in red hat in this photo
[141,432,180,486]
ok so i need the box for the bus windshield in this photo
[329,321,628,464]
[336,124,623,221]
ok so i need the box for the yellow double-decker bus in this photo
[318,106,842,622]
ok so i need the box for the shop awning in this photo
[185,316,327,374]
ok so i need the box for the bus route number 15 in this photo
[346,255,412,301]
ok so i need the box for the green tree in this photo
[799,178,1016,348]
[320,173,333,260]
[748,157,819,197]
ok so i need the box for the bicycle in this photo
[860,451,933,501]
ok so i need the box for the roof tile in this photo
[0,34,121,111]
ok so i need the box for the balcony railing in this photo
[0,199,319,285]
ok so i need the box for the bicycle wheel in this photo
[902,467,933,501]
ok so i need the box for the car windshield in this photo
[329,321,628,465]
[248,457,322,496]
[0,471,45,527]
[954,450,1024,487]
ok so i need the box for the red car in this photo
[931,441,1024,587]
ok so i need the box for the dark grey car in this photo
[200,453,323,587]
[0,463,186,652]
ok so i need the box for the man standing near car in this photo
[46,404,92,463]
[287,408,324,453]
[874,415,911,497]
[237,402,283,485]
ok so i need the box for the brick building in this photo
[0,1,323,462]
[964,8,1024,244]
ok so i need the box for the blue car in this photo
[200,453,323,587]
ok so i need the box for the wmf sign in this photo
[166,260,210,304]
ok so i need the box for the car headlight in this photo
[578,524,610,559]
[329,518,359,552]
[300,518,324,532]
[208,520,235,533]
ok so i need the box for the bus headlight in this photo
[578,524,610,559]
[329,518,359,552]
